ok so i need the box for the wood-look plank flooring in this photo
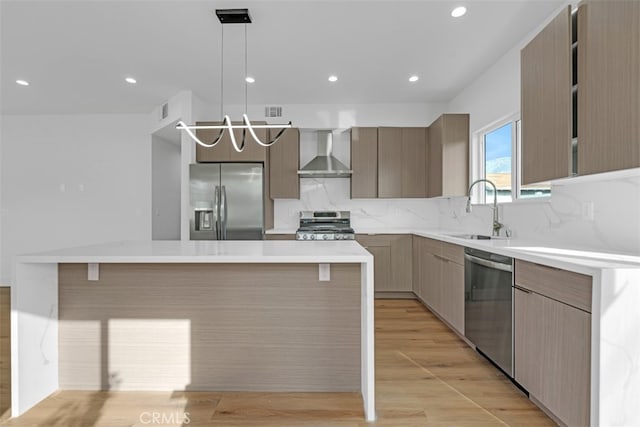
[2,300,555,426]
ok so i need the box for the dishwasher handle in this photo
[464,253,512,272]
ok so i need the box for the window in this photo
[473,115,550,204]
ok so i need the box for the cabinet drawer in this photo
[515,260,592,312]
[355,234,393,247]
[421,237,441,254]
[440,241,464,265]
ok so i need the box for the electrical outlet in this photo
[581,201,595,221]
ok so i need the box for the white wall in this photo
[151,135,181,240]
[0,114,151,283]
[219,102,446,129]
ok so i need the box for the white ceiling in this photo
[0,0,564,115]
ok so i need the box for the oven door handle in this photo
[464,253,512,272]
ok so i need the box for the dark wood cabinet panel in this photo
[377,127,403,198]
[521,6,572,184]
[401,127,427,197]
[268,128,300,199]
[195,122,266,162]
[350,127,378,198]
[578,1,640,175]
[428,114,469,198]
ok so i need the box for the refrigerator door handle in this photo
[221,185,228,240]
[214,185,221,240]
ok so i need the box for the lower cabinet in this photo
[356,234,412,293]
[263,234,296,240]
[413,236,464,335]
[514,260,592,427]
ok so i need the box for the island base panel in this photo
[58,263,361,392]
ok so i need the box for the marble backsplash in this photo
[273,169,640,255]
[438,170,640,255]
[273,178,441,231]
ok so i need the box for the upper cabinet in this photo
[521,6,572,185]
[351,118,467,199]
[577,0,640,175]
[350,127,379,198]
[268,128,300,199]
[378,127,428,198]
[521,2,640,182]
[427,114,469,198]
[351,126,428,199]
[195,122,267,163]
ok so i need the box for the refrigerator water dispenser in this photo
[195,209,214,231]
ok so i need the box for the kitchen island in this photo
[10,240,375,421]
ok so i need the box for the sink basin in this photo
[445,233,507,240]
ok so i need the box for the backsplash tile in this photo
[274,170,639,254]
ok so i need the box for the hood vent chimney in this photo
[297,131,352,178]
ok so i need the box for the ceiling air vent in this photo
[264,106,283,118]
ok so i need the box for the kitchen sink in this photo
[445,233,507,240]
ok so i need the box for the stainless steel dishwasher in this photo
[464,247,514,377]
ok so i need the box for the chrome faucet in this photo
[466,179,503,237]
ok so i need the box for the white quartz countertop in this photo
[411,230,640,276]
[264,228,639,275]
[17,240,372,264]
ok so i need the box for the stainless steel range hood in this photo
[297,131,352,177]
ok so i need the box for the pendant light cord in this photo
[244,23,248,115]
[220,23,224,118]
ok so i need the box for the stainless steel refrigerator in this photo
[189,163,264,240]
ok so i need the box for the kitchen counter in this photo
[18,240,372,264]
[343,227,639,426]
[11,240,375,421]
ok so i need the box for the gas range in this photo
[295,211,355,241]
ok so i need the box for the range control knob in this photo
[323,234,329,240]
[302,234,308,240]
[310,234,316,240]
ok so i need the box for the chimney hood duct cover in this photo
[298,131,352,177]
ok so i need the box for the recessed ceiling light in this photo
[16,79,29,86]
[451,6,467,18]
[125,77,137,84]
[328,75,338,82]
[245,76,255,83]
[409,75,419,82]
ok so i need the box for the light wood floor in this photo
[2,299,555,426]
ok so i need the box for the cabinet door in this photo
[368,246,391,292]
[578,1,640,175]
[412,237,422,298]
[441,260,464,334]
[401,127,427,198]
[427,117,443,197]
[422,251,442,315]
[377,127,403,198]
[268,128,299,199]
[389,235,412,292]
[521,6,572,184]
[229,127,267,162]
[440,115,469,197]
[515,288,591,427]
[351,127,378,198]
[195,122,230,162]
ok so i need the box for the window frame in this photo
[471,112,522,205]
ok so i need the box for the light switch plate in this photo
[319,263,330,282]
[88,263,99,281]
